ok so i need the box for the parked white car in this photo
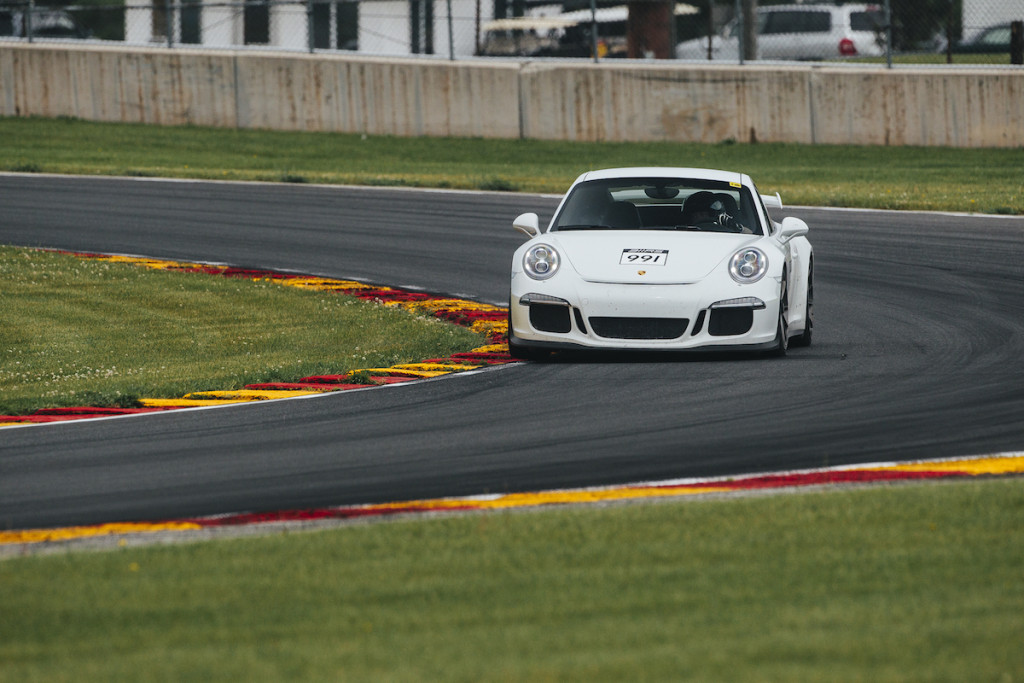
[508,168,813,358]
[0,7,90,38]
[676,3,885,61]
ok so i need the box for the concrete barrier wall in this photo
[0,46,240,126]
[2,43,1022,147]
[808,67,1024,147]
[0,44,522,137]
[519,63,816,144]
[232,52,522,137]
[518,61,1024,147]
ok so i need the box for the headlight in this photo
[729,248,768,284]
[524,244,560,280]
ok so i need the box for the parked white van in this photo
[676,3,886,61]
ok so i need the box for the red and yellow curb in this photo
[0,252,514,427]
[2,453,1021,547]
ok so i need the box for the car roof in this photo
[574,167,751,187]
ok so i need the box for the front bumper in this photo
[510,271,781,352]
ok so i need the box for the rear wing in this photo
[760,192,783,210]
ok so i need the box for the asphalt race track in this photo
[2,174,1023,530]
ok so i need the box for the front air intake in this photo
[708,308,754,336]
[588,317,689,340]
[529,303,572,333]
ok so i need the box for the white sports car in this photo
[508,167,813,358]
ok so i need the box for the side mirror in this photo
[513,212,540,238]
[778,216,809,242]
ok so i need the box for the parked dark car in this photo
[478,7,627,59]
[952,23,1012,54]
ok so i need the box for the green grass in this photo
[2,478,1022,681]
[0,246,485,415]
[2,116,1022,214]
[853,52,1020,66]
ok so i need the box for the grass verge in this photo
[853,53,1021,66]
[0,246,485,415]
[1,116,1022,214]
[2,478,1022,681]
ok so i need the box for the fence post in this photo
[883,0,892,68]
[735,0,742,63]
[307,0,314,52]
[447,0,454,59]
[1012,21,1023,66]
[165,0,172,47]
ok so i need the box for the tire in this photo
[508,341,548,361]
[507,305,547,361]
[791,260,814,348]
[771,270,789,357]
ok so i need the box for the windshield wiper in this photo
[555,224,618,231]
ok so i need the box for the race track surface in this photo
[2,174,1023,530]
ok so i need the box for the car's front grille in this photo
[588,317,689,340]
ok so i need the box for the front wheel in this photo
[508,338,549,361]
[770,271,789,357]
[791,261,814,348]
[507,305,548,361]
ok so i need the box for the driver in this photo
[681,191,748,233]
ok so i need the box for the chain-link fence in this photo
[2,0,1021,65]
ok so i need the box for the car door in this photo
[759,9,832,60]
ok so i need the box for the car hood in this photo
[548,230,760,284]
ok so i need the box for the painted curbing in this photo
[2,453,1022,548]
[0,250,514,427]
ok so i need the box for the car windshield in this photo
[977,26,1010,46]
[850,10,884,32]
[552,177,763,235]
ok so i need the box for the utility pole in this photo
[741,0,757,62]
[627,0,674,59]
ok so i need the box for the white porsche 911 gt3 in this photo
[508,167,813,358]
